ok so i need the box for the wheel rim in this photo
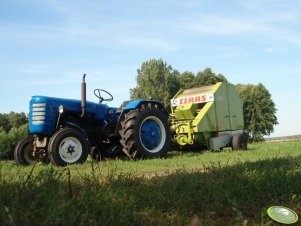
[23,141,39,164]
[139,116,166,153]
[58,137,82,163]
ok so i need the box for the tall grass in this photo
[1,141,301,225]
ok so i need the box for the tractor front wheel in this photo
[48,128,89,166]
[119,103,170,159]
[14,136,40,165]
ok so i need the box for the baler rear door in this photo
[213,83,231,131]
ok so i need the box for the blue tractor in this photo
[14,75,170,166]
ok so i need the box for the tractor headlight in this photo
[59,105,64,114]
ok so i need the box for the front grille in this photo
[32,103,46,125]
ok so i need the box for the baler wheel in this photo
[119,103,170,159]
[232,133,247,150]
[48,128,89,166]
[14,136,40,165]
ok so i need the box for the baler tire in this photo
[119,103,170,159]
[14,136,40,165]
[232,133,247,151]
[48,128,89,166]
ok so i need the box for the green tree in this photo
[0,124,29,160]
[195,68,227,86]
[0,112,28,159]
[0,128,9,159]
[130,59,180,107]
[8,112,28,129]
[0,112,28,133]
[177,71,195,89]
[0,114,10,133]
[176,68,227,90]
[236,83,278,141]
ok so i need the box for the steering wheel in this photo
[94,89,113,104]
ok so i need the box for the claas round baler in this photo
[170,82,247,150]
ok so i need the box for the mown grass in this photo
[1,141,301,225]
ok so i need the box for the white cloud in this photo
[2,0,299,54]
[177,15,259,35]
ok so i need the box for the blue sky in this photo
[0,0,300,137]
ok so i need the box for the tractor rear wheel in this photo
[232,133,247,150]
[48,128,89,166]
[119,103,170,159]
[14,136,40,165]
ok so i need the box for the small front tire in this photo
[14,136,40,165]
[48,128,89,166]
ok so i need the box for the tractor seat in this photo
[110,101,131,114]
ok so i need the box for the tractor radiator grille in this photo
[31,103,46,125]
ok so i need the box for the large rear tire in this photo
[14,136,40,165]
[232,133,247,150]
[48,128,89,166]
[119,103,170,159]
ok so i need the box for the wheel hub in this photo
[67,145,76,155]
[140,116,166,153]
[59,137,82,163]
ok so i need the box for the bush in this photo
[0,112,28,133]
[0,124,29,160]
[0,129,10,159]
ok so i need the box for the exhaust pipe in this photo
[81,74,86,118]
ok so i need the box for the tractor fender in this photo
[123,100,168,115]
[64,122,91,147]
[114,100,168,136]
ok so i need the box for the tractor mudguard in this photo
[64,122,90,142]
[114,100,168,136]
[123,100,167,114]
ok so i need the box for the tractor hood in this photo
[29,95,117,136]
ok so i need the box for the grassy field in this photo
[1,141,301,225]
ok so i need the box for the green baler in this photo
[170,82,247,150]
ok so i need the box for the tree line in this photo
[0,59,278,160]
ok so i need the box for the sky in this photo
[0,0,300,137]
